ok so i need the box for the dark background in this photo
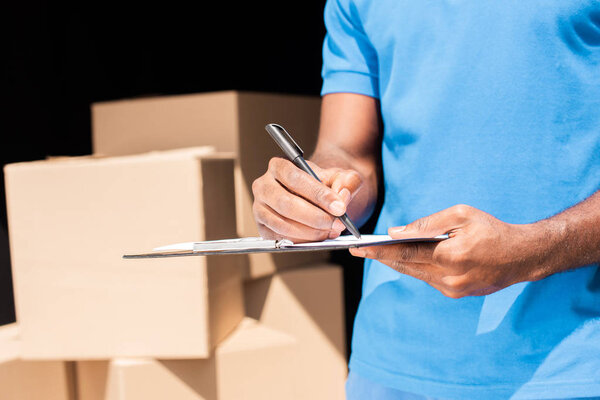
[0,0,369,355]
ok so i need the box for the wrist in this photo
[517,218,569,281]
[309,148,350,170]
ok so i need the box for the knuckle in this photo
[412,217,429,232]
[251,178,263,196]
[268,157,282,171]
[287,167,303,185]
[452,204,472,218]
[346,170,362,183]
[444,290,463,299]
[443,276,469,292]
[314,186,332,205]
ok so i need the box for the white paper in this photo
[126,234,448,258]
[284,234,393,248]
[152,234,446,252]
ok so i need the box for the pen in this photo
[265,123,362,239]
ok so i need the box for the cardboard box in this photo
[245,265,347,399]
[91,91,329,278]
[76,318,297,400]
[0,323,20,363]
[0,225,14,327]
[4,148,244,359]
[0,324,75,400]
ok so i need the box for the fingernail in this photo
[389,226,406,235]
[339,188,351,204]
[329,200,346,215]
[333,219,345,231]
[350,248,365,257]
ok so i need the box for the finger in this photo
[349,242,437,264]
[329,170,363,200]
[259,179,345,231]
[388,204,475,239]
[253,203,332,242]
[366,258,441,286]
[309,162,363,201]
[268,158,347,216]
[348,249,471,298]
[305,160,329,177]
[439,270,499,297]
[257,223,327,243]
[300,162,362,209]
[338,187,352,206]
[257,223,278,240]
[428,281,467,299]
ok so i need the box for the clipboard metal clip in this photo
[190,237,294,252]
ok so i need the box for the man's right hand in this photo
[252,157,363,242]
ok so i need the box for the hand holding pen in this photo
[252,123,363,243]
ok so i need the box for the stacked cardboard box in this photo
[91,91,329,279]
[0,324,75,400]
[73,265,347,400]
[4,148,244,359]
[245,265,347,399]
[3,92,348,399]
[76,318,297,400]
[89,91,348,397]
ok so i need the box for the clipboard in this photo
[123,234,449,259]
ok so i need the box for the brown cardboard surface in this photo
[244,264,347,400]
[92,91,329,279]
[4,148,244,359]
[0,324,75,400]
[77,318,296,400]
[92,93,239,157]
[0,323,20,363]
[0,360,75,400]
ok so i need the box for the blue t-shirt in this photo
[321,1,600,399]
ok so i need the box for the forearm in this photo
[309,93,382,227]
[523,190,600,280]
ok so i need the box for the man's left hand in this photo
[349,204,547,298]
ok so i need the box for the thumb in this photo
[388,205,471,239]
[388,216,443,239]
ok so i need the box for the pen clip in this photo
[265,123,304,159]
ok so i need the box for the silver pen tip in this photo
[339,214,361,239]
[347,225,361,239]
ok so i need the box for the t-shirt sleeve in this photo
[321,0,379,98]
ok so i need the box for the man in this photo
[252,1,600,398]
